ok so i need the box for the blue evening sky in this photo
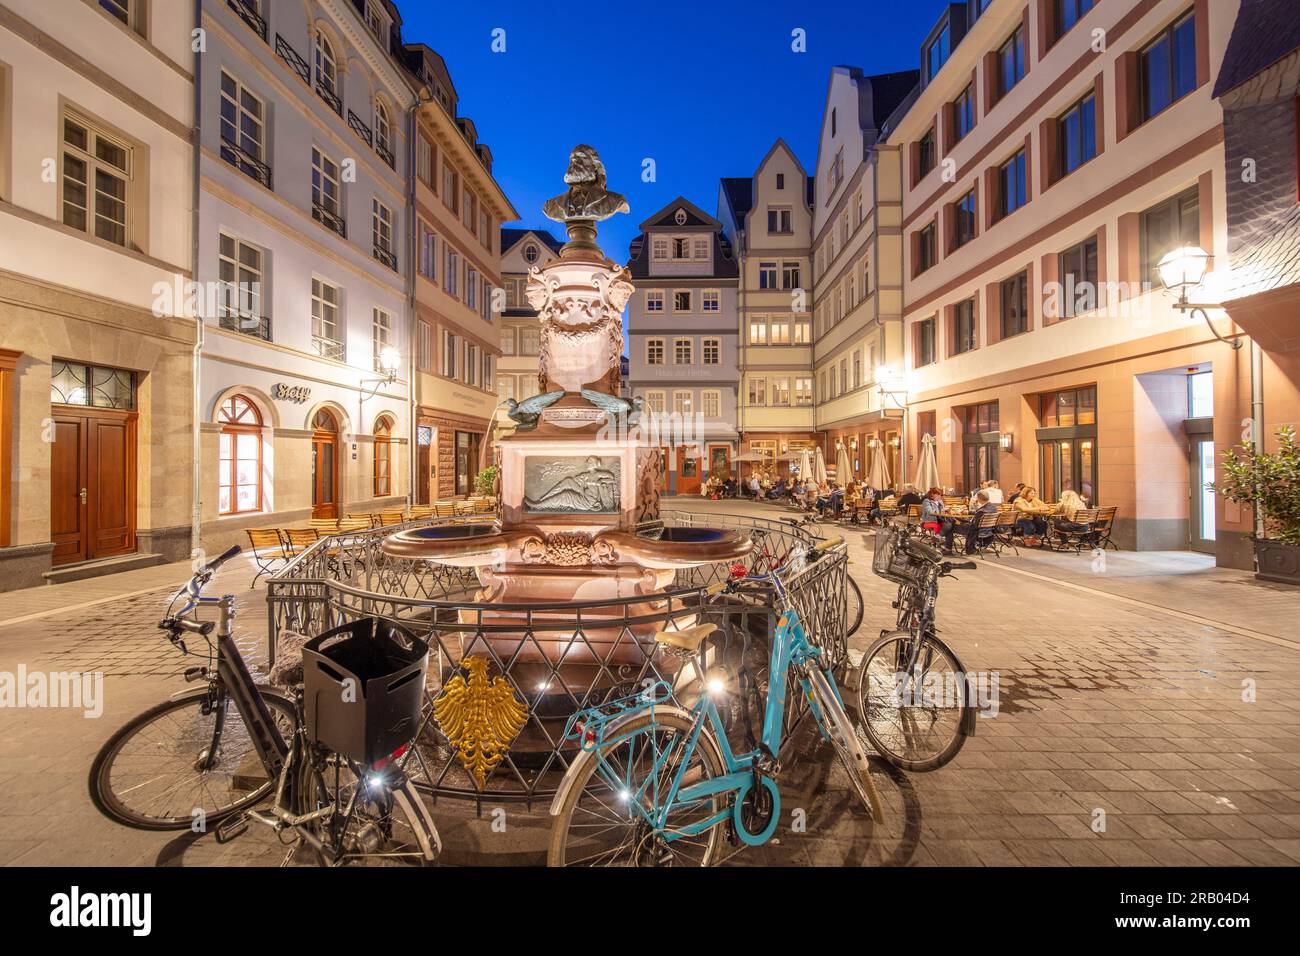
[399,1,947,263]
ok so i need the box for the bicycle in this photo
[547,537,883,867]
[783,511,822,538]
[88,545,441,866]
[856,525,978,771]
[751,526,862,638]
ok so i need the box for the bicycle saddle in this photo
[653,623,716,652]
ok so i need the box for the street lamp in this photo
[360,347,403,402]
[1156,245,1241,350]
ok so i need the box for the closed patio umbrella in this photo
[813,446,828,485]
[796,448,812,482]
[914,433,940,493]
[835,444,852,484]
[867,438,891,491]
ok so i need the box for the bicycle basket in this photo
[872,526,932,588]
[302,618,429,766]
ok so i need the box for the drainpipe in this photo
[406,87,429,507]
[189,0,203,560]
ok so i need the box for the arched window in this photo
[314,31,339,98]
[217,395,263,515]
[373,416,393,496]
[375,99,393,159]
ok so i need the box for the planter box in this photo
[1255,539,1300,586]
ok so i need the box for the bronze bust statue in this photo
[543,145,630,224]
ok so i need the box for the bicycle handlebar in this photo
[200,544,242,577]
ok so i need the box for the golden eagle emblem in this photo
[432,656,528,790]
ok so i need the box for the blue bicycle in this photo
[547,538,883,866]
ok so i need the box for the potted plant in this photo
[1213,426,1300,585]
[474,464,498,499]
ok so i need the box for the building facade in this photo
[496,226,564,421]
[0,0,196,588]
[811,67,919,485]
[405,44,516,502]
[196,0,413,553]
[891,0,1256,562]
[718,141,818,479]
[626,197,740,495]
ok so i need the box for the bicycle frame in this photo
[583,605,836,848]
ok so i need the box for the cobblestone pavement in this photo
[2,500,1299,867]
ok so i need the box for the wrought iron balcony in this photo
[226,0,267,41]
[311,335,345,362]
[376,139,395,169]
[373,245,398,272]
[219,136,272,189]
[275,34,310,86]
[316,82,343,116]
[219,312,272,341]
[312,203,346,238]
[347,109,373,147]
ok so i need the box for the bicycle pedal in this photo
[214,813,249,844]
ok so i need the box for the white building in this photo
[196,0,414,549]
[497,227,564,414]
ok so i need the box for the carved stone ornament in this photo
[519,531,620,567]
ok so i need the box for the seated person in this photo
[896,483,923,512]
[1007,482,1026,504]
[985,480,1004,505]
[1013,486,1052,545]
[921,487,950,537]
[722,477,737,498]
[1053,489,1097,545]
[945,490,997,554]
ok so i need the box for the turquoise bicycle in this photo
[547,538,883,866]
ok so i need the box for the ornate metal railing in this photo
[376,139,395,169]
[373,244,397,272]
[219,312,271,341]
[267,511,848,807]
[219,137,272,189]
[226,0,267,41]
[347,109,373,146]
[310,334,344,362]
[275,34,311,87]
[316,82,343,116]
[312,203,346,238]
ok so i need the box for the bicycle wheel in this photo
[549,710,726,867]
[293,749,439,866]
[89,686,295,830]
[857,629,968,771]
[845,575,864,639]
[806,667,884,823]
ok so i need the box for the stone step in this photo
[42,552,167,585]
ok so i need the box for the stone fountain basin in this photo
[379,523,529,568]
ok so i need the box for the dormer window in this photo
[523,243,539,263]
[363,2,388,41]
[924,23,950,83]
[674,208,687,225]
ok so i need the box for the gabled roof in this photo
[720,178,753,227]
[625,229,738,280]
[501,227,565,256]
[1213,0,1300,98]
[638,196,720,231]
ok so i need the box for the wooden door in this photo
[676,447,701,495]
[50,408,136,565]
[312,434,337,518]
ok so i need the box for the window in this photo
[651,237,669,260]
[372,198,395,261]
[674,338,693,365]
[442,162,459,213]
[312,147,341,220]
[964,401,1000,434]
[853,350,862,388]
[953,84,976,143]
[463,189,477,235]
[374,100,394,165]
[758,262,777,290]
[795,377,813,406]
[417,320,434,370]
[646,290,664,311]
[444,247,459,297]
[953,298,977,354]
[672,391,693,415]
[466,266,478,310]
[311,278,341,358]
[749,318,767,345]
[671,237,689,259]
[646,338,665,365]
[748,378,767,405]
[523,243,540,264]
[363,1,389,40]
[373,416,392,496]
[419,222,436,280]
[497,375,515,402]
[1055,0,1095,39]
[1141,13,1197,122]
[217,395,263,516]
[520,327,540,356]
[645,390,666,414]
[918,128,936,179]
[916,317,936,367]
[372,309,392,372]
[505,277,525,309]
[99,0,131,26]
[961,401,1001,492]
[50,361,135,409]
[61,113,131,245]
[954,190,977,249]
[776,173,786,189]
[998,26,1026,99]
[916,222,937,274]
[417,135,435,186]
[463,341,478,386]
[1059,93,1097,178]
[693,236,709,260]
[1040,385,1096,426]
[481,211,492,251]
[673,290,692,312]
[500,327,516,356]
[1188,370,1213,418]
[1058,236,1099,317]
[702,339,720,365]
[925,23,950,82]
[702,291,720,312]
[217,233,264,333]
[782,261,801,289]
[1000,271,1030,339]
[997,150,1028,219]
[314,31,341,110]
[219,72,266,185]
[702,390,721,418]
[968,0,992,22]
[441,330,457,377]
[771,378,791,406]
[770,318,791,345]
[1141,186,1200,286]
[767,207,792,234]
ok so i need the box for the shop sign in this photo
[272,383,311,403]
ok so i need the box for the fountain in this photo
[382,147,752,761]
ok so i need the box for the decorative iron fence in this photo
[267,511,848,807]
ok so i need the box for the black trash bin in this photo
[301,618,429,766]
